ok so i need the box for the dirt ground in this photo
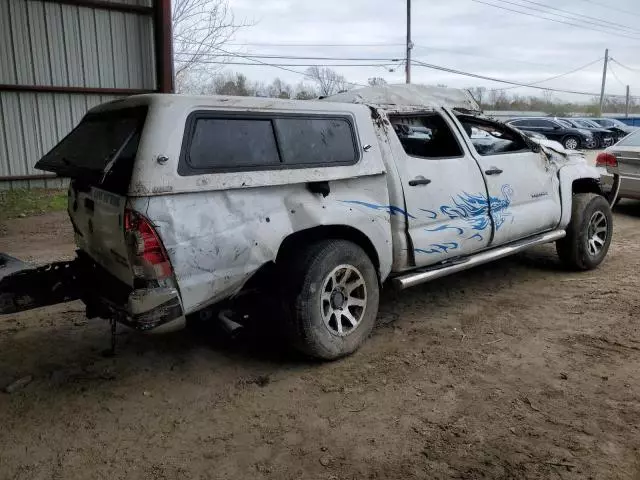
[1,204,639,480]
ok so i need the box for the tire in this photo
[556,193,612,270]
[280,239,379,360]
[563,136,580,150]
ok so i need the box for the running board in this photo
[392,230,566,290]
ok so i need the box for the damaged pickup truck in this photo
[0,85,614,359]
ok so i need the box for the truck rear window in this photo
[178,113,359,175]
[36,106,147,193]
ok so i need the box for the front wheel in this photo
[563,136,580,150]
[281,240,379,360]
[556,193,612,270]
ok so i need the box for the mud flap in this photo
[0,258,82,315]
[605,173,621,206]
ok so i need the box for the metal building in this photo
[0,0,173,189]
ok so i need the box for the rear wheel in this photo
[563,136,580,150]
[556,193,612,270]
[281,240,379,360]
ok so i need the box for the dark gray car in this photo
[559,118,614,149]
[506,117,593,150]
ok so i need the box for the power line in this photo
[411,59,639,98]
[175,60,400,67]
[412,45,572,69]
[225,42,406,47]
[174,52,402,61]
[492,57,604,91]
[610,58,640,73]
[514,0,640,34]
[470,0,640,41]
[607,63,626,88]
[178,46,576,70]
[209,47,369,87]
[573,0,640,19]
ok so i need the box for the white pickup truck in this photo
[0,85,613,359]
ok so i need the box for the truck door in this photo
[453,113,561,246]
[387,111,491,267]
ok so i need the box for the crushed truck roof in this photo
[321,84,480,111]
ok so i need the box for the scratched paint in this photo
[340,200,415,219]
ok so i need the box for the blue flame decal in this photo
[424,224,465,235]
[416,185,513,254]
[419,208,438,219]
[440,184,513,233]
[340,200,416,219]
[415,242,459,255]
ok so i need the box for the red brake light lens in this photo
[124,209,173,280]
[596,152,617,167]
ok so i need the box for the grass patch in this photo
[0,189,68,220]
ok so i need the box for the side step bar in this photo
[392,230,566,290]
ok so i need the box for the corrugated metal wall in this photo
[0,0,158,190]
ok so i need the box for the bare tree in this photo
[368,77,387,87]
[305,66,350,96]
[293,81,318,100]
[172,0,248,92]
[267,78,293,99]
[468,86,486,105]
[212,72,257,96]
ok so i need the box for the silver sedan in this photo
[597,129,640,203]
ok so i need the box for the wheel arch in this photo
[572,177,603,195]
[276,225,383,279]
[557,163,605,229]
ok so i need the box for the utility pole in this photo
[599,48,609,115]
[406,0,412,84]
[626,85,630,118]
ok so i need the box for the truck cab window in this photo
[390,114,463,159]
[458,116,530,156]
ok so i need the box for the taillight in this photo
[124,209,173,281]
[596,152,617,167]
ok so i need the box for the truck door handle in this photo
[409,177,432,186]
[485,168,503,176]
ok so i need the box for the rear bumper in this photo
[92,286,186,333]
[0,252,186,333]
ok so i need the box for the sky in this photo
[211,0,640,103]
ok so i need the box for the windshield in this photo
[617,130,640,147]
[557,119,573,128]
[610,119,629,128]
[574,119,594,128]
[36,106,147,193]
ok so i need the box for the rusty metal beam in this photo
[36,0,153,15]
[154,0,174,93]
[0,174,58,181]
[0,84,154,95]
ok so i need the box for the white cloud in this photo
[222,0,640,101]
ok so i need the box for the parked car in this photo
[558,118,614,149]
[597,129,640,202]
[520,130,547,141]
[0,85,613,359]
[582,117,636,142]
[505,117,593,150]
